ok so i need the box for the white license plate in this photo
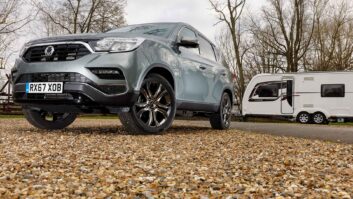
[26,82,63,94]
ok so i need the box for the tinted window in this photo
[321,84,345,97]
[249,82,280,101]
[256,84,279,98]
[178,27,199,54]
[199,37,216,61]
[108,24,175,37]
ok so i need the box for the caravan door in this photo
[281,78,294,114]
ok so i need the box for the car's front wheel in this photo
[210,92,232,130]
[23,109,77,130]
[119,74,176,134]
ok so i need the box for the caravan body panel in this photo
[242,72,353,120]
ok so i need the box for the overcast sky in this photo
[125,0,264,42]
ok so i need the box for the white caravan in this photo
[242,72,353,124]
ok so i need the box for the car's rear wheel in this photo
[210,92,232,130]
[23,109,77,130]
[119,74,176,134]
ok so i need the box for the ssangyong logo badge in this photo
[44,46,55,57]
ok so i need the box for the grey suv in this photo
[12,22,234,133]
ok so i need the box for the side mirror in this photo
[178,36,199,48]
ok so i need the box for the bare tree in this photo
[310,0,353,71]
[243,27,287,75]
[212,0,353,113]
[91,0,125,33]
[32,0,126,36]
[0,0,35,67]
[0,0,32,34]
[216,26,283,109]
[216,29,253,110]
[249,0,318,72]
[0,0,35,92]
[209,0,247,108]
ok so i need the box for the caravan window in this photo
[321,84,345,97]
[249,82,281,101]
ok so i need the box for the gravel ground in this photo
[0,118,352,198]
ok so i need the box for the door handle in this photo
[199,66,206,70]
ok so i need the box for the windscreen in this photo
[107,24,176,37]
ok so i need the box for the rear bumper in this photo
[13,82,139,112]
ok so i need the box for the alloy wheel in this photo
[313,113,325,124]
[299,113,310,123]
[222,95,232,127]
[133,80,172,128]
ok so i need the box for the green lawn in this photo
[0,114,24,119]
[330,122,353,126]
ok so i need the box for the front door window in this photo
[249,82,281,101]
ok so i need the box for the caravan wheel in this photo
[313,112,328,125]
[297,112,310,124]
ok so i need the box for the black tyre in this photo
[119,74,176,134]
[210,92,232,130]
[296,112,310,124]
[23,109,77,130]
[312,112,328,125]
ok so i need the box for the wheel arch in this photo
[138,64,175,91]
[296,111,310,117]
[223,88,234,105]
[313,111,328,119]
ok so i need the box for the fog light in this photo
[90,68,124,80]
[98,85,126,95]
[91,69,120,75]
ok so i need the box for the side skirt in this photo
[176,100,219,113]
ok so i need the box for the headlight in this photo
[94,37,145,52]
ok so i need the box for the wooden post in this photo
[0,57,3,69]
[7,74,11,111]
[0,80,8,93]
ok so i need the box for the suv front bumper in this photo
[13,82,139,107]
[12,50,143,113]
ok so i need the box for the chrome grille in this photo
[23,43,91,62]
